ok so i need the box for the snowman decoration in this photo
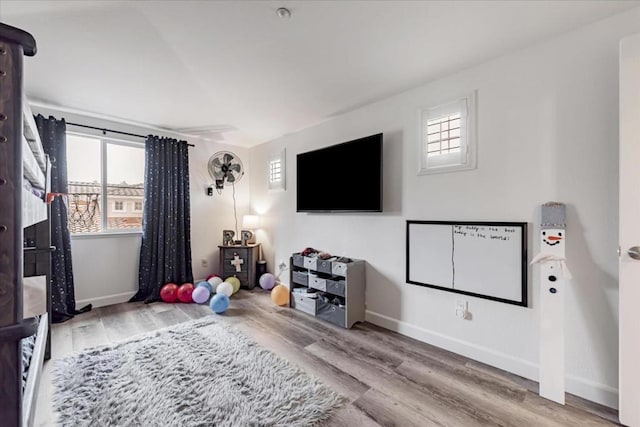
[532,201,572,405]
[531,203,572,282]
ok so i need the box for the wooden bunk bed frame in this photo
[0,23,52,427]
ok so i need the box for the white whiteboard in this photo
[406,221,527,306]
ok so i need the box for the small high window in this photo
[114,201,124,211]
[268,149,286,191]
[419,92,476,174]
[269,160,281,183]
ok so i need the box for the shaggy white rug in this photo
[53,317,345,426]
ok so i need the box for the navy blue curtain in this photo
[131,136,193,303]
[35,115,82,323]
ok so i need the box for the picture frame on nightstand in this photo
[241,230,255,245]
[222,230,235,246]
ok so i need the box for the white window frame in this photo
[133,201,143,212]
[66,131,145,236]
[268,148,286,191]
[418,91,477,175]
[113,201,125,212]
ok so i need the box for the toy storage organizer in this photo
[289,253,365,329]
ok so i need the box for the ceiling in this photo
[0,1,636,147]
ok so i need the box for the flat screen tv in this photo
[296,133,383,212]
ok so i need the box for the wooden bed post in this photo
[0,31,26,427]
[0,23,39,427]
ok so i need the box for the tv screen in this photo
[296,133,383,212]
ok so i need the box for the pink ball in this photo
[192,286,210,304]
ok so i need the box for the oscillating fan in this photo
[208,151,244,189]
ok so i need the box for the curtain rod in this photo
[65,121,195,147]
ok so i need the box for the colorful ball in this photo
[210,293,230,314]
[192,286,210,304]
[160,283,179,303]
[271,284,289,306]
[207,276,223,292]
[259,273,276,290]
[196,280,213,293]
[225,276,241,294]
[205,274,218,281]
[217,281,234,297]
[177,283,195,303]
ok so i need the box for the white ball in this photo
[217,281,234,297]
[207,276,223,292]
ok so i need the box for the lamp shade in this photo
[242,215,260,229]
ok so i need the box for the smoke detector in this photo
[276,7,291,19]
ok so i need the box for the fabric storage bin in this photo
[316,259,332,274]
[316,300,346,328]
[292,270,308,286]
[309,276,327,292]
[292,254,305,268]
[331,262,348,277]
[326,278,346,297]
[291,293,318,316]
[303,256,317,270]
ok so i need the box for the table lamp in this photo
[241,215,259,244]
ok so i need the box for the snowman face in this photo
[542,229,564,247]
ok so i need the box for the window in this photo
[268,149,286,191]
[66,133,145,234]
[270,160,281,183]
[419,91,476,174]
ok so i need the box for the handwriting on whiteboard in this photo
[453,225,517,241]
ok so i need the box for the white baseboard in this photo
[76,291,137,309]
[365,310,618,409]
[565,374,618,410]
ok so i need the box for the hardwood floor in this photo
[34,290,619,426]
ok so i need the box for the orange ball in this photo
[271,284,290,306]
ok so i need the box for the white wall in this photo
[33,106,251,307]
[249,8,640,408]
[71,233,141,307]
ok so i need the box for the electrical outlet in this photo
[455,300,468,319]
[201,259,208,268]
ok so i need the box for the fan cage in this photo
[208,151,244,188]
